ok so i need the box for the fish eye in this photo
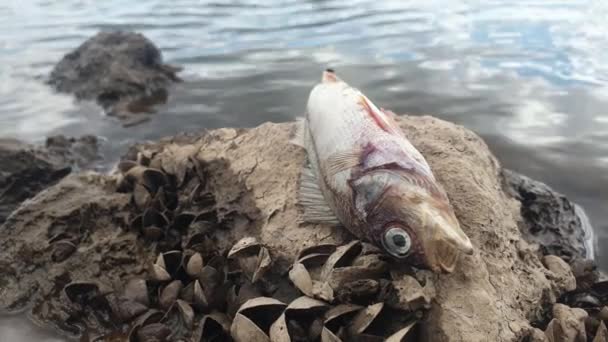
[383,227,411,257]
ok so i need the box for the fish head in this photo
[352,170,474,273]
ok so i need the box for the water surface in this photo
[1,0,607,340]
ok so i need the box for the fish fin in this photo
[298,166,341,225]
[290,117,307,148]
[324,150,361,176]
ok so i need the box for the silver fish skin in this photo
[296,70,473,273]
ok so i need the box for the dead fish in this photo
[292,69,474,273]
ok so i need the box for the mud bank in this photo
[0,116,605,341]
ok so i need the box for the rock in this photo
[48,31,181,124]
[45,135,100,169]
[0,136,98,225]
[0,116,569,341]
[524,327,549,342]
[502,169,587,262]
[543,255,577,293]
[545,304,588,342]
[570,258,600,291]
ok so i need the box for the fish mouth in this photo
[322,69,339,83]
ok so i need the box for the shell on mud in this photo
[193,312,232,342]
[151,250,183,282]
[186,252,204,278]
[230,297,287,342]
[159,280,183,310]
[297,244,337,268]
[63,282,102,305]
[326,254,389,290]
[289,262,335,302]
[161,299,195,340]
[118,164,167,194]
[594,321,608,342]
[289,240,390,303]
[269,296,330,342]
[228,237,272,283]
[344,302,418,341]
[320,241,363,281]
[228,236,262,258]
[108,296,148,323]
[226,283,263,318]
[323,303,363,341]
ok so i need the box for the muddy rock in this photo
[0,136,99,224]
[0,116,570,341]
[543,255,577,293]
[48,31,181,125]
[545,304,588,342]
[503,169,587,262]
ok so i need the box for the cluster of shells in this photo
[53,145,435,341]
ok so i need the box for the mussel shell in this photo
[349,302,384,335]
[599,307,608,321]
[159,280,183,310]
[269,297,329,342]
[142,226,164,241]
[289,262,313,297]
[141,168,167,194]
[321,327,342,342]
[385,322,416,342]
[298,244,337,260]
[595,321,607,342]
[133,183,152,210]
[118,160,138,174]
[324,304,363,327]
[173,212,196,232]
[193,312,232,342]
[151,264,172,282]
[161,300,194,340]
[156,250,183,276]
[143,208,169,230]
[193,280,209,310]
[252,247,272,283]
[327,254,388,290]
[228,237,262,258]
[186,252,204,278]
[298,253,332,269]
[231,312,271,342]
[320,241,362,281]
[112,299,148,322]
[312,281,334,302]
[63,282,101,305]
[227,283,262,318]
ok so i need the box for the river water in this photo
[1,0,607,340]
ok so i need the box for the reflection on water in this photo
[0,0,607,340]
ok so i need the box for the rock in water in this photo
[0,116,581,341]
[503,169,588,261]
[48,31,181,124]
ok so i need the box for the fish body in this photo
[296,70,473,272]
